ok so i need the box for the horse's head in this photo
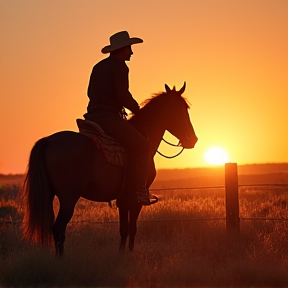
[164,83,198,149]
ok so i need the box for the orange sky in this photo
[0,0,287,174]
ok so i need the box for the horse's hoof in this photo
[55,242,65,258]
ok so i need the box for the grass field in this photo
[1,178,288,287]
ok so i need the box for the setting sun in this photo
[204,147,229,165]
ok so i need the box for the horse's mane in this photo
[128,91,190,120]
[140,91,190,109]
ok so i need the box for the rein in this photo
[156,138,184,159]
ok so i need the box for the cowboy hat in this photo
[101,31,143,54]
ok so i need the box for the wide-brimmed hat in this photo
[101,31,143,54]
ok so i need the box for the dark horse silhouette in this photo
[21,83,198,256]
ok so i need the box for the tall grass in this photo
[1,185,288,287]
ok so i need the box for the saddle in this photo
[76,119,125,166]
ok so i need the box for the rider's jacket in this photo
[85,56,139,119]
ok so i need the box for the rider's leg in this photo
[86,112,154,205]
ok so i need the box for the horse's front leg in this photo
[128,204,142,252]
[118,207,129,252]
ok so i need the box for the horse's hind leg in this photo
[118,208,129,252]
[52,197,78,257]
[128,204,142,252]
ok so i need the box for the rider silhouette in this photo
[84,31,156,206]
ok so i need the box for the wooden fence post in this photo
[225,163,240,232]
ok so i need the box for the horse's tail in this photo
[20,137,55,246]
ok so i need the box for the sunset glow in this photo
[0,1,287,174]
[204,148,229,165]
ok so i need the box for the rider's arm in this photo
[113,62,140,114]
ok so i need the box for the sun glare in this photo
[204,147,229,165]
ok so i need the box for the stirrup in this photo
[140,194,158,206]
[136,191,159,206]
[148,194,159,205]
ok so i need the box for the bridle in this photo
[156,125,192,159]
[156,138,184,159]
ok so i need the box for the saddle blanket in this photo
[76,119,125,166]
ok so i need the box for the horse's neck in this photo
[129,106,167,155]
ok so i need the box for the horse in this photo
[21,83,198,256]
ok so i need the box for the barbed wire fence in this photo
[1,164,288,230]
[69,183,288,228]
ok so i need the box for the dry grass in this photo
[1,184,288,287]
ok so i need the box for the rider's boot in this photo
[117,154,158,207]
[135,187,158,206]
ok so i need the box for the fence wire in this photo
[69,184,288,224]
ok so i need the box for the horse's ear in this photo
[178,82,186,95]
[173,86,176,91]
[165,84,171,93]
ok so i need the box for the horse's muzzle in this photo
[178,136,198,149]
